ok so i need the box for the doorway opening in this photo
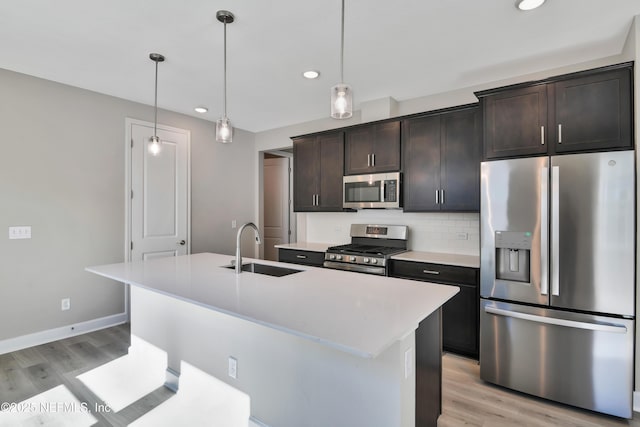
[260,149,295,261]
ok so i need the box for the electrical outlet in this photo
[61,298,71,311]
[456,232,468,240]
[228,356,237,379]
[231,220,237,229]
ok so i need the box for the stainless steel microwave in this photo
[343,172,401,209]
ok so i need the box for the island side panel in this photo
[129,286,417,427]
[415,308,442,427]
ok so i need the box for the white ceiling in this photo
[1,1,639,133]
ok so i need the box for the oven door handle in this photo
[323,260,386,275]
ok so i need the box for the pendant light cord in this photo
[340,0,345,84]
[153,59,159,137]
[223,21,227,118]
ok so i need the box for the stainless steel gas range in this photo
[324,224,408,276]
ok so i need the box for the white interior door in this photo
[263,157,290,261]
[128,119,190,261]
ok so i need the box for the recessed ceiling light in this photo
[194,106,208,113]
[517,0,545,10]
[303,70,320,79]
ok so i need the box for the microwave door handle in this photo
[381,181,386,202]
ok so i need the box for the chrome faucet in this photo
[235,222,262,274]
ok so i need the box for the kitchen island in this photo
[87,253,458,427]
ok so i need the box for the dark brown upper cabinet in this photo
[478,63,633,160]
[292,131,345,212]
[481,84,548,159]
[344,121,401,175]
[550,68,632,153]
[402,106,481,212]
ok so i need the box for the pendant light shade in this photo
[216,117,233,143]
[331,0,352,119]
[331,83,353,119]
[148,53,165,156]
[216,10,234,143]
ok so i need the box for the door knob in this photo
[178,240,186,246]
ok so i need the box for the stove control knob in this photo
[336,255,343,261]
[363,258,370,263]
[329,254,336,260]
[350,256,356,262]
[371,259,378,264]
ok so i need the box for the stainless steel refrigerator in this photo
[480,151,635,418]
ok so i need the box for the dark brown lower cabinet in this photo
[441,283,478,358]
[389,260,479,359]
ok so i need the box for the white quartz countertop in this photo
[274,242,336,252]
[391,251,480,269]
[87,253,458,359]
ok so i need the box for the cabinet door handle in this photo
[423,270,440,275]
[367,154,371,167]
[440,189,445,205]
[296,255,307,259]
[435,190,439,204]
[558,124,562,143]
[372,153,375,167]
[541,126,545,145]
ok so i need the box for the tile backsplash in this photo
[298,210,480,256]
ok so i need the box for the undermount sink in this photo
[223,263,302,277]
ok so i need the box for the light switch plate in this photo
[228,356,238,379]
[9,226,31,239]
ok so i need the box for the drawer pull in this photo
[296,255,307,259]
[423,270,440,275]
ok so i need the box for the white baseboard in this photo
[634,391,640,413]
[0,312,128,355]
[249,416,271,427]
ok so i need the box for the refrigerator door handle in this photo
[540,166,549,296]
[551,166,560,296]
[484,306,628,334]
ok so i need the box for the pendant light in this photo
[216,10,234,143]
[148,53,165,156]
[331,0,352,119]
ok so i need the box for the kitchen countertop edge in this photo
[391,251,480,269]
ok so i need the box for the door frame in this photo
[125,118,192,261]
[259,149,295,260]
[124,118,192,314]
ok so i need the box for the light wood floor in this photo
[1,324,639,426]
[0,323,174,426]
[439,353,640,427]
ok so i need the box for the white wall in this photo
[0,68,256,344]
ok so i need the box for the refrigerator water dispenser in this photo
[495,231,531,283]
